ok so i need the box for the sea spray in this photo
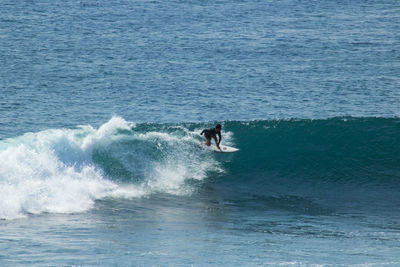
[0,117,224,219]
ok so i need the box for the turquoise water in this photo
[1,0,400,266]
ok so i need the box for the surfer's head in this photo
[216,124,222,132]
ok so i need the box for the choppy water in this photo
[1,0,399,266]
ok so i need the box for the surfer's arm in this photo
[213,136,220,149]
[200,130,205,135]
[217,132,221,145]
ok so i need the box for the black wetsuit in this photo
[201,128,221,144]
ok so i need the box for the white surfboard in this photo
[213,144,239,153]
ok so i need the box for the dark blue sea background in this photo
[1,0,399,265]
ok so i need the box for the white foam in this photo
[81,116,133,150]
[0,117,138,219]
[0,143,117,219]
[132,127,224,195]
[0,117,228,219]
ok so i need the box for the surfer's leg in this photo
[204,134,211,146]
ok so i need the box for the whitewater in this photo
[0,117,226,219]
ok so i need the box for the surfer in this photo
[200,124,222,149]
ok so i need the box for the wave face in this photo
[1,116,399,219]
[226,117,399,181]
[220,117,400,213]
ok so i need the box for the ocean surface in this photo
[1,0,400,265]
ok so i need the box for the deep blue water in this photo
[1,0,400,265]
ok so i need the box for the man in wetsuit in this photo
[200,124,222,149]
